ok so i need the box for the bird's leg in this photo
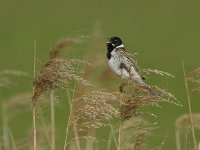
[119,79,126,93]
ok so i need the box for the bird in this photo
[106,36,156,95]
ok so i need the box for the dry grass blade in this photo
[32,58,92,105]
[141,69,175,78]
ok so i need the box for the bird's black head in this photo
[107,36,123,48]
[106,36,123,59]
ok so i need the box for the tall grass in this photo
[50,90,55,150]
[1,35,200,150]
[32,41,37,150]
[182,62,197,149]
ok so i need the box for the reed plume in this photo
[188,67,200,94]
[72,91,119,130]
[49,36,89,59]
[0,70,28,88]
[175,113,200,150]
[119,117,155,150]
[119,80,178,121]
[117,67,178,150]
[32,58,92,105]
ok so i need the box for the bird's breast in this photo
[108,52,122,76]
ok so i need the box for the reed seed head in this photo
[72,91,120,130]
[32,58,92,105]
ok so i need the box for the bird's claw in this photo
[119,85,124,93]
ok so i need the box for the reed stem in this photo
[50,90,55,150]
[182,62,197,149]
[118,121,122,150]
[32,41,37,150]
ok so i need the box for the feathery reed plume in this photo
[6,92,32,112]
[188,67,200,81]
[0,70,28,77]
[141,69,175,78]
[32,56,92,150]
[182,62,197,149]
[1,92,32,150]
[119,117,156,150]
[0,77,11,88]
[32,58,92,105]
[187,67,200,94]
[1,92,31,150]
[175,113,200,150]
[0,70,28,88]
[119,81,178,121]
[49,36,89,59]
[119,82,157,121]
[117,68,177,150]
[72,91,119,130]
[66,90,120,150]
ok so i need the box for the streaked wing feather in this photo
[117,47,145,80]
[117,48,139,72]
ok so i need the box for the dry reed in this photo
[72,91,119,130]
[119,81,178,121]
[32,41,37,150]
[49,36,89,59]
[175,113,200,150]
[116,67,178,150]
[0,70,28,88]
[188,67,200,94]
[141,69,175,78]
[0,92,32,150]
[119,117,156,150]
[182,62,197,149]
[32,58,92,105]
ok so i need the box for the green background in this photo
[0,0,200,149]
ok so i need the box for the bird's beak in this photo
[106,37,111,44]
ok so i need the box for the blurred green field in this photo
[0,0,200,149]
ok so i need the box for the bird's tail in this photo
[138,81,159,97]
[143,85,160,97]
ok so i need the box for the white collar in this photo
[116,44,124,48]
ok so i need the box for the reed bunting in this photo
[106,36,156,95]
